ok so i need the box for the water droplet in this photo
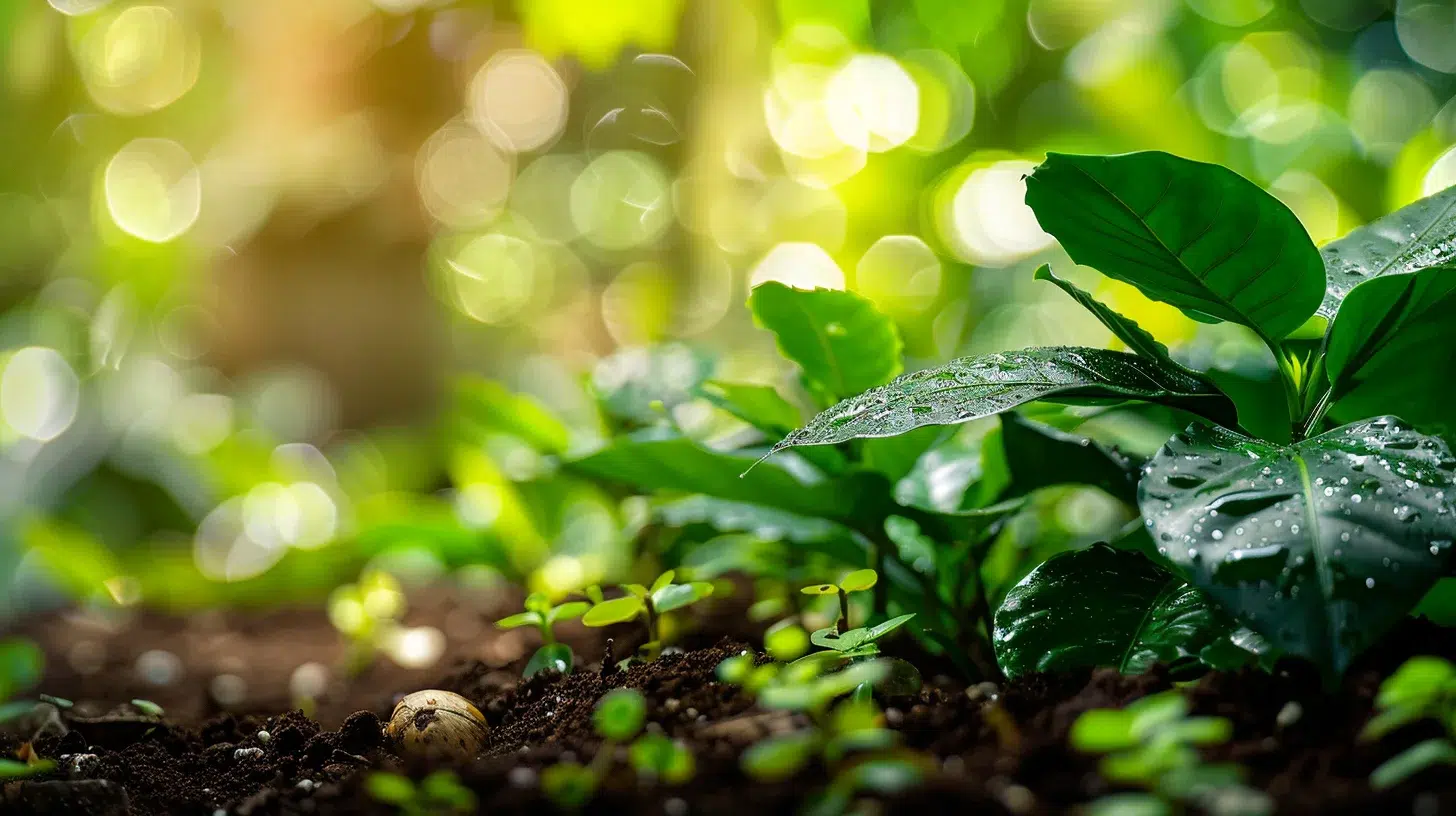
[1365,577,1375,589]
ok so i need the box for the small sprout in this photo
[1363,656,1456,789]
[801,569,877,634]
[594,688,647,742]
[581,571,714,659]
[130,699,164,717]
[629,733,695,784]
[765,620,810,662]
[387,690,489,761]
[542,762,597,808]
[497,592,589,678]
[0,758,55,779]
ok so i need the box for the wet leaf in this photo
[1139,417,1456,676]
[1024,151,1324,342]
[1317,183,1456,319]
[769,348,1237,456]
[1001,412,1141,504]
[993,544,1237,678]
[1035,265,1189,372]
[1325,266,1456,435]
[749,282,903,399]
[524,643,574,678]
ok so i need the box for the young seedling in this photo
[580,571,713,661]
[541,688,695,808]
[495,592,590,677]
[1071,690,1271,816]
[801,569,878,635]
[366,770,476,816]
[1361,655,1456,789]
[327,569,406,676]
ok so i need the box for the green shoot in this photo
[581,571,713,659]
[801,568,877,634]
[495,592,590,678]
[1362,656,1456,789]
[542,688,694,808]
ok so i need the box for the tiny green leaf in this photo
[838,568,878,593]
[548,601,591,624]
[594,688,648,741]
[652,581,713,613]
[650,571,676,594]
[541,762,598,808]
[764,619,810,662]
[629,734,695,784]
[740,731,819,781]
[748,282,903,399]
[1071,709,1137,753]
[524,643,574,678]
[130,699,164,717]
[716,653,754,684]
[860,613,915,644]
[801,584,839,596]
[494,611,543,630]
[582,596,646,627]
[365,772,417,805]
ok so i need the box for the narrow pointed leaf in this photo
[749,283,903,399]
[771,347,1236,455]
[1325,266,1456,436]
[697,380,803,434]
[1139,417,1456,676]
[1318,184,1456,318]
[650,571,676,594]
[993,544,1237,678]
[1025,151,1324,341]
[1035,265,1185,370]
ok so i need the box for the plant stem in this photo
[1276,348,1304,425]
[1297,386,1334,440]
[836,589,850,634]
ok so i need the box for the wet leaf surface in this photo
[1318,183,1456,319]
[1139,416,1456,675]
[749,282,903,400]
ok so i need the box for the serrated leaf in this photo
[993,544,1237,678]
[769,347,1237,456]
[569,429,854,520]
[1025,152,1324,342]
[749,283,903,399]
[1325,266,1456,436]
[1139,417,1456,676]
[1318,184,1456,319]
[696,380,803,434]
[1035,266,1185,370]
[1001,411,1140,504]
[582,596,646,626]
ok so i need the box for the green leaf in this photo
[811,626,870,652]
[765,620,810,661]
[0,638,43,702]
[524,643,575,678]
[839,568,878,592]
[569,430,854,520]
[652,581,713,613]
[541,762,597,808]
[862,613,916,643]
[592,343,714,425]
[365,772,417,805]
[748,282,903,399]
[629,734,695,784]
[740,731,819,781]
[1324,266,1456,436]
[1139,416,1456,676]
[993,544,1238,678]
[654,496,867,564]
[1035,265,1185,370]
[650,570,676,594]
[697,380,803,434]
[594,688,647,741]
[494,612,542,630]
[582,596,646,626]
[1375,656,1456,710]
[1370,737,1456,790]
[1317,183,1456,319]
[454,378,569,454]
[548,601,591,624]
[801,583,839,596]
[1024,151,1324,342]
[1001,412,1140,504]
[1084,792,1173,816]
[1071,708,1139,753]
[860,426,951,482]
[770,348,1236,456]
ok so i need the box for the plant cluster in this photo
[579,570,714,662]
[1362,655,1456,789]
[366,770,476,816]
[540,688,695,808]
[494,592,590,677]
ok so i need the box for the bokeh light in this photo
[416,120,515,228]
[468,50,570,154]
[570,151,673,250]
[0,347,80,443]
[748,242,845,291]
[936,158,1054,268]
[445,232,545,324]
[103,138,201,243]
[824,55,920,153]
[78,4,201,115]
[856,235,941,314]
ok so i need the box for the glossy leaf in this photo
[582,596,646,626]
[1001,412,1140,504]
[1139,417,1456,675]
[1024,151,1324,341]
[994,544,1236,678]
[651,571,676,594]
[524,643,574,678]
[697,380,802,434]
[1317,183,1456,319]
[494,611,543,630]
[839,568,878,592]
[652,581,713,613]
[594,688,647,741]
[748,282,903,399]
[768,347,1237,456]
[1035,265,1187,371]
[548,601,590,624]
[1324,266,1456,435]
[569,429,854,520]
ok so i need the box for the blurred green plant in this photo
[541,688,694,808]
[366,770,476,816]
[1362,656,1456,790]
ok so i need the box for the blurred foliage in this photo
[1,0,1455,652]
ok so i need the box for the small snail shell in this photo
[387,690,489,760]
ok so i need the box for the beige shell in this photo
[386,689,489,760]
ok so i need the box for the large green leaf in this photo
[993,544,1236,678]
[1324,266,1456,436]
[568,430,853,520]
[1024,151,1324,342]
[654,496,867,563]
[1318,184,1456,319]
[1139,416,1456,675]
[748,282,903,399]
[767,347,1237,456]
[1001,412,1140,504]
[696,380,802,434]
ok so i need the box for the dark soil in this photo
[3,592,1454,815]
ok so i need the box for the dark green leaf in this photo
[748,282,903,399]
[1139,417,1456,675]
[893,426,1011,513]
[860,426,951,482]
[1370,737,1456,790]
[1325,266,1456,436]
[1024,151,1324,342]
[769,348,1237,456]
[654,496,867,564]
[1001,412,1140,504]
[569,430,854,520]
[0,638,42,701]
[993,544,1237,678]
[697,380,802,434]
[1035,265,1186,370]
[524,643,574,678]
[594,688,647,741]
[1318,184,1456,319]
